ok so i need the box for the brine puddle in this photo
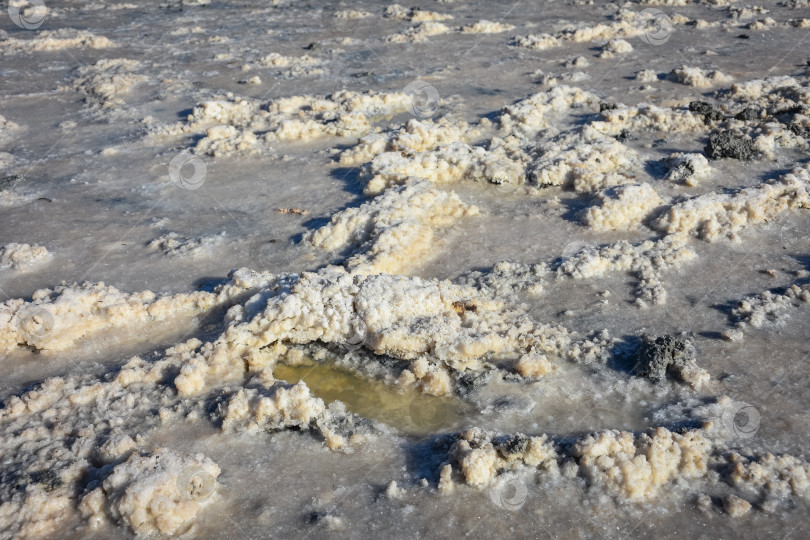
[273,362,468,436]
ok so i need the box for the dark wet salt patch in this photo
[273,362,467,436]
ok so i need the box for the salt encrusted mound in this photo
[582,183,663,231]
[384,22,453,43]
[670,66,733,88]
[171,266,596,398]
[216,378,377,450]
[653,165,810,241]
[64,59,146,113]
[498,85,600,135]
[573,428,711,500]
[339,118,480,167]
[599,38,633,58]
[218,380,325,434]
[665,152,712,185]
[528,127,640,192]
[305,179,479,275]
[731,283,810,328]
[383,4,453,22]
[459,20,515,33]
[592,103,706,135]
[0,29,116,54]
[0,242,50,270]
[363,142,525,195]
[443,424,810,507]
[557,236,697,306]
[512,9,685,51]
[0,268,269,353]
[512,33,561,50]
[449,428,559,487]
[150,90,412,156]
[446,427,711,500]
[79,449,220,536]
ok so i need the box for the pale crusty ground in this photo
[2,0,810,538]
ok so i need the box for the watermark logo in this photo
[561,241,595,259]
[9,0,47,30]
[95,392,137,423]
[720,400,761,439]
[638,8,673,46]
[488,476,528,512]
[321,8,368,36]
[168,152,207,190]
[408,397,449,432]
[403,80,440,119]
[176,466,217,503]
[342,317,367,351]
[16,306,54,343]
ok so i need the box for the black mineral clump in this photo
[704,131,757,160]
[494,433,530,459]
[787,122,809,140]
[633,333,697,383]
[615,128,632,142]
[689,101,724,124]
[734,108,760,122]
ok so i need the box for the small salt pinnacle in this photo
[277,208,309,215]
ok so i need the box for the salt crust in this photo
[79,449,220,536]
[0,242,50,271]
[150,90,412,156]
[0,280,231,353]
[654,165,810,241]
[557,235,697,306]
[305,179,479,275]
[446,423,809,506]
[0,29,115,55]
[64,59,147,113]
[671,66,733,88]
[731,282,810,329]
[583,183,663,231]
[5,66,810,534]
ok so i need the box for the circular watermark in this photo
[342,317,367,351]
[168,152,207,190]
[15,306,54,343]
[403,80,440,119]
[408,397,449,431]
[94,392,137,423]
[561,240,595,259]
[321,8,368,36]
[9,0,47,30]
[248,238,279,269]
[488,476,528,512]
[720,400,761,439]
[176,466,217,503]
[638,8,673,46]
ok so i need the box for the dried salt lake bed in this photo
[1,0,810,538]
